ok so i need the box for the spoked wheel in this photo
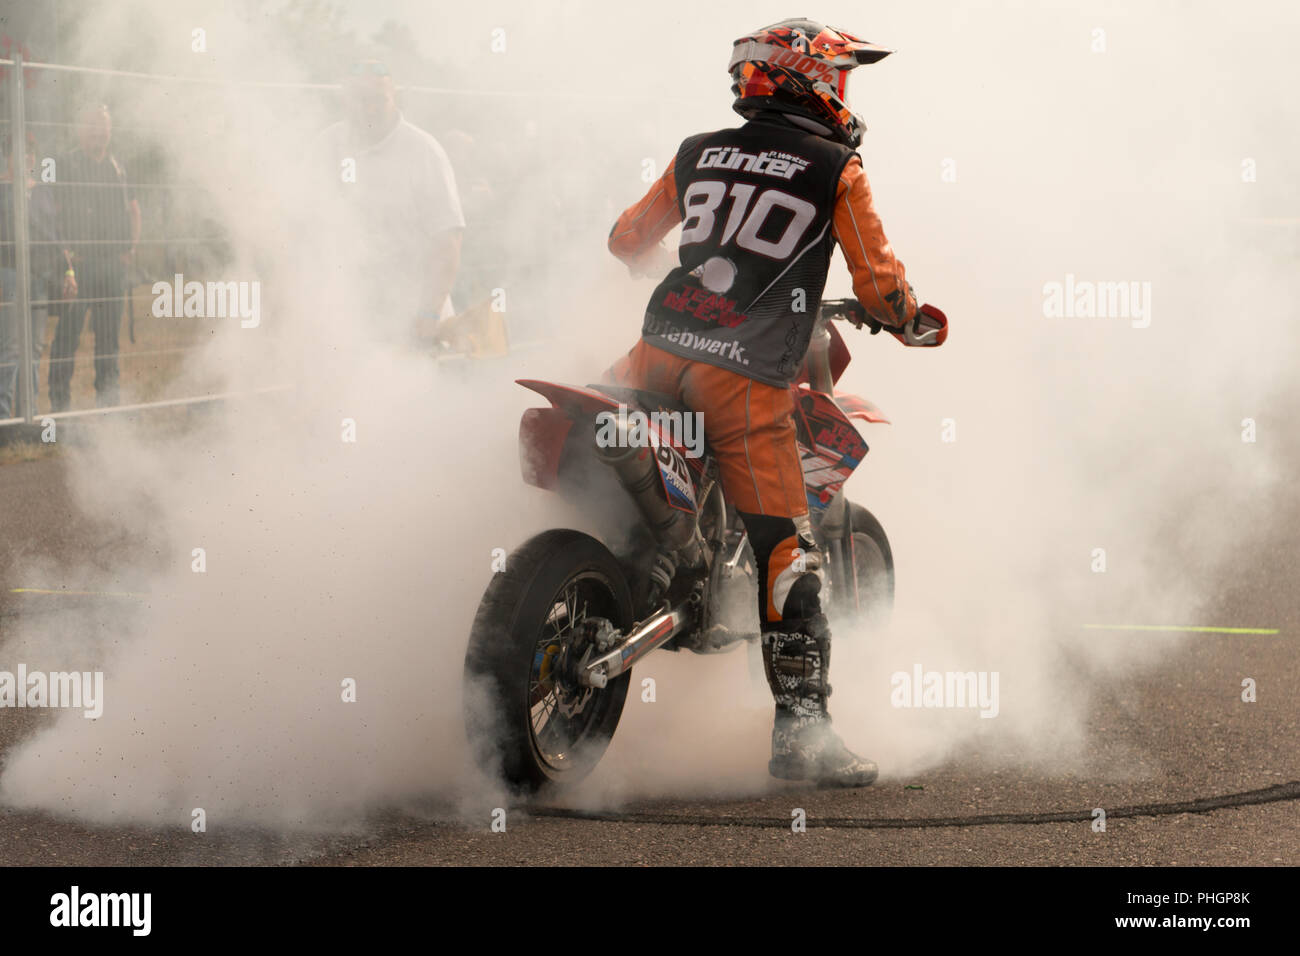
[526,574,621,770]
[464,529,633,792]
[835,502,895,623]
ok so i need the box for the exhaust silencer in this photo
[594,424,701,563]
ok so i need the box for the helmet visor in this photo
[830,27,894,65]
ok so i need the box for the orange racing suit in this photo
[604,118,919,626]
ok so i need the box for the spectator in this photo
[309,60,464,345]
[0,129,73,419]
[47,103,140,411]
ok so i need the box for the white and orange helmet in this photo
[729,18,893,148]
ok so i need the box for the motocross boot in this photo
[761,580,879,788]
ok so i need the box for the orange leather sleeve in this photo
[832,156,918,329]
[608,156,682,261]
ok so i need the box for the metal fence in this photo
[1,53,284,426]
[0,52,674,428]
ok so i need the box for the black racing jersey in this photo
[640,116,855,387]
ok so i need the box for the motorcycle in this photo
[463,299,946,792]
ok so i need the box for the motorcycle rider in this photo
[604,19,948,787]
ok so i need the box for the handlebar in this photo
[818,298,868,325]
[817,298,948,347]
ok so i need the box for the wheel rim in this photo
[526,571,621,773]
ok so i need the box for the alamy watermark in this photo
[152,273,260,328]
[1042,273,1151,328]
[891,664,999,718]
[50,886,150,936]
[595,402,705,458]
[0,664,103,718]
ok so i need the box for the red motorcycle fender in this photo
[517,379,622,417]
[519,407,572,490]
[827,319,852,386]
[833,390,890,425]
[793,318,854,389]
[516,379,622,490]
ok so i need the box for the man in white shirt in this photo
[310,60,465,345]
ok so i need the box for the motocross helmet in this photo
[729,18,893,148]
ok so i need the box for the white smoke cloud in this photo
[1,0,1295,825]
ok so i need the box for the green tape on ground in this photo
[1083,624,1279,635]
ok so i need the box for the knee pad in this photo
[739,510,825,624]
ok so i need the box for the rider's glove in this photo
[885,303,948,347]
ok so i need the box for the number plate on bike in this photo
[650,430,697,513]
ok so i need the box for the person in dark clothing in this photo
[0,130,73,418]
[47,103,140,411]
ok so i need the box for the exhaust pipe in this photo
[579,600,694,687]
[594,422,702,565]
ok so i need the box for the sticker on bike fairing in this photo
[650,430,697,513]
[793,390,868,511]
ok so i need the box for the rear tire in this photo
[463,529,633,793]
[837,503,895,622]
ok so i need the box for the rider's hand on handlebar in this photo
[821,298,948,346]
[888,303,948,347]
